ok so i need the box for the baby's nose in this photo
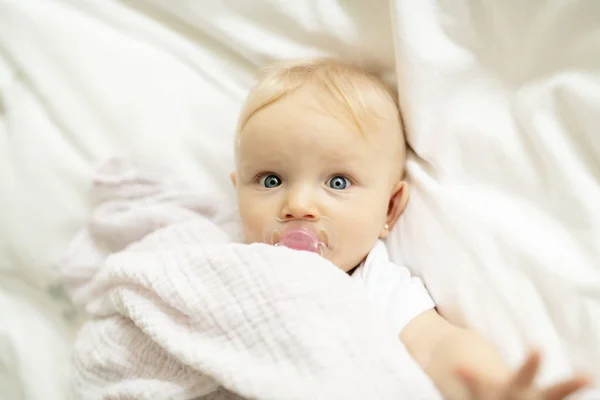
[282,187,318,220]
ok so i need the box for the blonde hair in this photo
[237,58,403,138]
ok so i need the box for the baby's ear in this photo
[380,181,410,238]
[230,172,237,188]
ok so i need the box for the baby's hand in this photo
[456,351,590,400]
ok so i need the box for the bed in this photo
[1,0,599,398]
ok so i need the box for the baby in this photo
[230,58,589,400]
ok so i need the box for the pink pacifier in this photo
[264,216,335,259]
[279,226,321,253]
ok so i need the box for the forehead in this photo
[238,86,396,162]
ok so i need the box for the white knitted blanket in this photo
[59,159,441,400]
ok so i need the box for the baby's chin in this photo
[329,253,367,274]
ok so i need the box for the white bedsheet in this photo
[390,0,600,388]
[1,0,599,398]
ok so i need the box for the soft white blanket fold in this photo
[59,159,440,400]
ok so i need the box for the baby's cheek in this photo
[239,211,266,244]
[334,224,377,270]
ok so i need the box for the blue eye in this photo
[326,176,351,190]
[259,174,282,188]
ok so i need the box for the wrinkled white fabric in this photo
[59,159,441,400]
[390,1,600,389]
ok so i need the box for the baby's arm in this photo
[401,309,509,399]
[401,309,590,400]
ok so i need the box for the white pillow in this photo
[143,0,398,80]
[0,0,241,285]
[389,0,600,384]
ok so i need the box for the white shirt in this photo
[351,240,435,334]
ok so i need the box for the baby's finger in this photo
[542,377,591,400]
[511,351,541,389]
[456,367,486,398]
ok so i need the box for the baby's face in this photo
[232,85,406,272]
